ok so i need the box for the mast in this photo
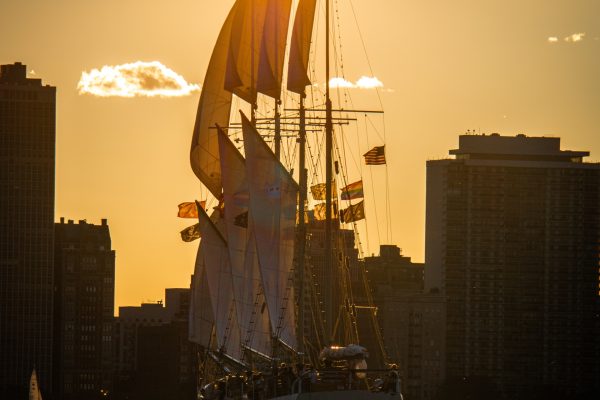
[297,96,307,359]
[274,99,281,159]
[324,0,334,344]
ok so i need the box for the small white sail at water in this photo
[217,128,272,357]
[241,111,298,350]
[197,209,243,361]
[29,369,42,400]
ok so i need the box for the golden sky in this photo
[2,0,599,311]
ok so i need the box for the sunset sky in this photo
[2,0,599,310]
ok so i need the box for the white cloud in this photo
[77,61,200,98]
[564,33,585,42]
[547,36,559,43]
[329,77,355,88]
[355,76,384,89]
[328,76,385,89]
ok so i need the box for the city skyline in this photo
[2,0,599,309]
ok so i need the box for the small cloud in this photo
[329,76,385,90]
[329,77,355,88]
[355,76,384,89]
[564,33,585,42]
[78,61,200,97]
[547,36,559,43]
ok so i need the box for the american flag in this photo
[363,145,386,165]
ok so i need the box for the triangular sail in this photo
[190,1,239,197]
[189,241,215,348]
[287,0,317,94]
[197,208,243,361]
[225,0,269,104]
[257,0,293,99]
[241,112,298,349]
[29,369,42,400]
[217,127,271,356]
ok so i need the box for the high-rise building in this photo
[426,134,600,399]
[53,218,116,399]
[0,62,56,397]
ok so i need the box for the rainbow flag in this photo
[340,180,364,200]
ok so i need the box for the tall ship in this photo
[185,1,401,398]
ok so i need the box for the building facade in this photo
[360,245,445,400]
[53,218,116,399]
[0,62,56,396]
[426,134,600,399]
[114,288,196,400]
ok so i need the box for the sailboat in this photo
[187,0,402,398]
[29,369,42,400]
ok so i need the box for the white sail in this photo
[197,208,243,361]
[189,241,215,348]
[257,0,293,99]
[241,111,297,349]
[29,369,42,400]
[217,127,272,356]
[225,0,269,104]
[287,0,317,94]
[190,1,239,197]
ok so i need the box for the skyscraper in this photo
[0,62,56,396]
[426,134,600,399]
[53,218,116,400]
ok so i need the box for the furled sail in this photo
[225,0,269,104]
[257,0,293,99]
[189,241,215,348]
[241,111,298,349]
[287,0,317,94]
[217,127,271,356]
[190,1,239,197]
[197,208,243,361]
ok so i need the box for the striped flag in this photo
[363,145,386,165]
[340,180,364,200]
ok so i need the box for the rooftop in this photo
[449,133,589,162]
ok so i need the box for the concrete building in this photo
[0,62,56,397]
[360,245,445,400]
[426,134,600,399]
[53,218,116,399]
[383,293,445,400]
[114,288,195,400]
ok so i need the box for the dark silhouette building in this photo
[0,62,56,397]
[114,289,196,400]
[53,218,116,399]
[359,245,445,400]
[426,134,600,399]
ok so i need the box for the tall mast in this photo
[297,96,307,360]
[324,0,334,344]
[275,99,281,159]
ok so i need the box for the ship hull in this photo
[272,390,402,400]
